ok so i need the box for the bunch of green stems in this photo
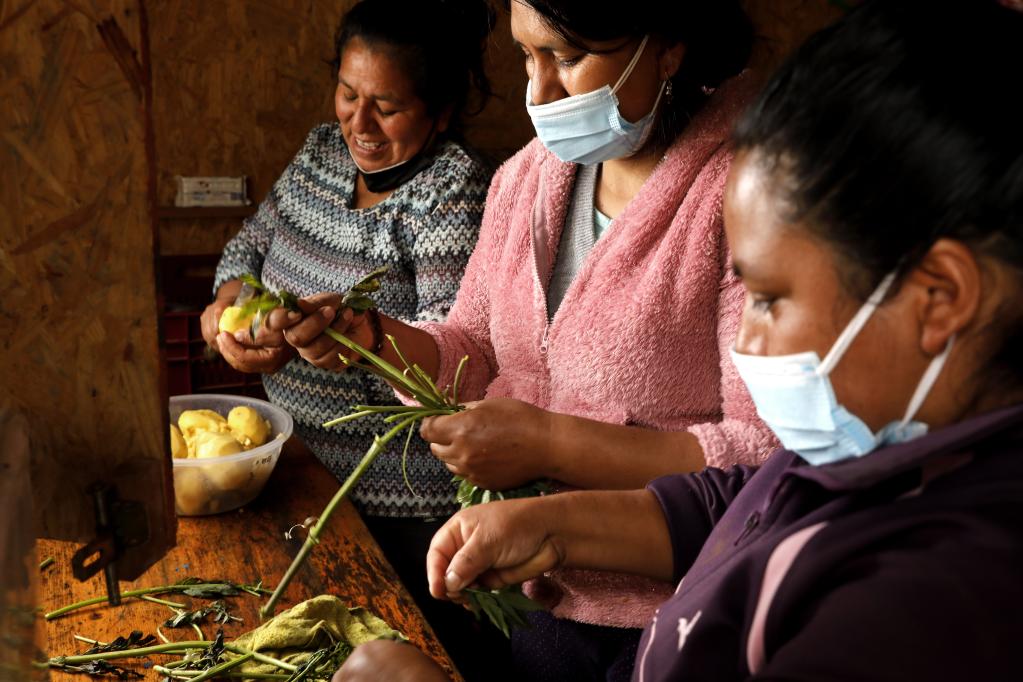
[260,329,543,634]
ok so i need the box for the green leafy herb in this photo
[464,586,545,638]
[190,630,228,671]
[84,631,156,655]
[163,600,241,628]
[454,477,552,509]
[49,660,143,679]
[255,268,549,635]
[44,578,270,620]
[341,266,389,312]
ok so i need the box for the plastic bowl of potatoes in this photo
[169,394,293,516]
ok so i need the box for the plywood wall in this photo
[0,0,174,578]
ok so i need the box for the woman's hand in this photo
[427,498,565,602]
[419,398,554,490]
[200,298,233,350]
[265,292,375,371]
[332,640,450,682]
[217,322,294,374]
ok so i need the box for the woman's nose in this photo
[529,64,567,106]
[350,103,376,134]
[733,316,765,357]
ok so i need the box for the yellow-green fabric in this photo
[232,595,403,676]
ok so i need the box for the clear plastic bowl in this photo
[170,394,293,516]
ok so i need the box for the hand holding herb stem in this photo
[254,271,548,634]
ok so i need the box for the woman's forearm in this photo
[374,314,442,387]
[215,279,242,302]
[543,413,706,489]
[548,489,674,582]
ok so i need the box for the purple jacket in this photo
[635,404,1023,681]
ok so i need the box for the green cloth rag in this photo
[231,595,404,676]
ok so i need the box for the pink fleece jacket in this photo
[414,75,776,628]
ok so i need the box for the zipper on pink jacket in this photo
[530,176,553,357]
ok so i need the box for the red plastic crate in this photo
[163,310,267,399]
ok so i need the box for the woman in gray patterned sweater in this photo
[199,0,500,674]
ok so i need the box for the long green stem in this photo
[259,414,423,619]
[157,670,291,680]
[47,640,212,664]
[225,645,298,672]
[452,355,469,406]
[187,651,254,682]
[47,640,296,675]
[322,409,377,428]
[44,583,268,620]
[140,594,186,608]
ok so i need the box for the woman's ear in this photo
[657,41,686,81]
[435,104,455,135]
[904,238,983,356]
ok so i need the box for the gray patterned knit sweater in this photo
[214,123,490,518]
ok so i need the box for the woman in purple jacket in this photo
[334,1,1023,680]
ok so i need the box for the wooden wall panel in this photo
[150,1,348,256]
[0,0,174,579]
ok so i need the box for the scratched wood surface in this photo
[39,437,463,681]
[0,0,174,576]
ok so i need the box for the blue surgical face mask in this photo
[525,35,665,165]
[730,272,956,466]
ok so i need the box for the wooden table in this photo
[38,437,461,681]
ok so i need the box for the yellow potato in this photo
[193,430,244,459]
[227,406,271,448]
[178,409,228,441]
[192,431,249,490]
[170,424,188,459]
[174,467,210,516]
[218,306,255,334]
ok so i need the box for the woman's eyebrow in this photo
[337,77,403,105]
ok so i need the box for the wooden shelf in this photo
[156,205,256,220]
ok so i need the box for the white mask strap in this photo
[611,35,650,94]
[818,272,897,375]
[900,334,955,425]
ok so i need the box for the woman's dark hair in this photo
[733,0,1023,383]
[334,0,495,137]
[505,0,753,146]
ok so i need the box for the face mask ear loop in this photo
[899,334,956,426]
[611,35,650,95]
[818,272,898,376]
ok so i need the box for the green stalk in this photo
[224,645,299,672]
[157,670,291,680]
[186,651,254,682]
[324,328,447,409]
[352,404,418,413]
[322,409,377,428]
[47,640,212,664]
[400,420,420,498]
[140,594,186,608]
[44,583,269,620]
[382,408,450,423]
[259,414,424,619]
[451,355,469,406]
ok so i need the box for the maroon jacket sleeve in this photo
[647,465,759,582]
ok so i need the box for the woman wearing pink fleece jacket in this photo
[279,0,773,679]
